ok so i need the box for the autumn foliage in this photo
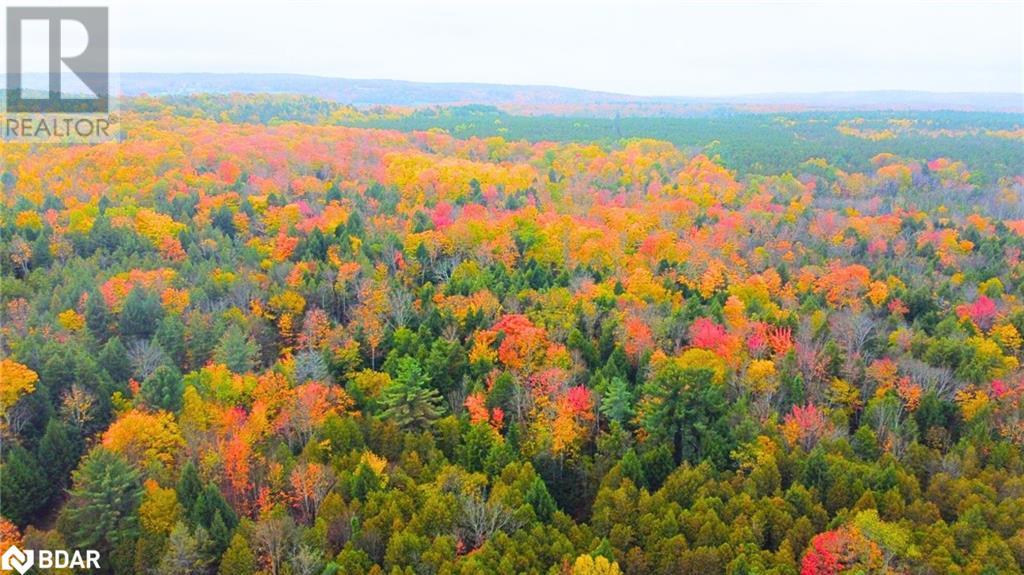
[1,96,1023,575]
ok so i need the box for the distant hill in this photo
[9,73,1024,112]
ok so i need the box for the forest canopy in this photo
[2,93,1024,574]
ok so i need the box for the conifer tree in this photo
[1,445,49,526]
[380,357,443,431]
[61,448,143,556]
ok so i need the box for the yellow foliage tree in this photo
[102,409,184,477]
[571,555,623,575]
[0,359,38,416]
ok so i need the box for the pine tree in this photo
[31,232,52,268]
[524,475,557,522]
[37,418,84,490]
[141,365,184,412]
[619,448,646,488]
[176,461,203,518]
[120,287,164,340]
[599,377,634,424]
[155,316,187,369]
[99,336,133,385]
[213,324,259,374]
[380,357,443,431]
[86,289,110,340]
[1,445,49,526]
[640,363,728,465]
[191,484,237,532]
[208,511,231,557]
[60,447,143,554]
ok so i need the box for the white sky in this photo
[10,0,1024,96]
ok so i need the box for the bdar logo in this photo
[1,545,100,572]
[1,546,33,575]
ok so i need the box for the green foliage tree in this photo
[60,448,143,561]
[599,377,634,425]
[640,364,729,465]
[155,316,187,369]
[218,532,256,575]
[1,444,50,526]
[141,365,184,412]
[380,357,443,432]
[120,287,165,340]
[214,324,259,374]
[99,336,133,385]
[86,289,110,339]
[38,418,84,490]
[524,476,557,522]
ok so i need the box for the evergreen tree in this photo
[176,461,203,516]
[86,289,110,339]
[640,363,728,465]
[208,511,232,558]
[120,287,164,340]
[191,484,237,532]
[380,357,443,431]
[524,476,557,522]
[599,377,634,425]
[141,365,184,412]
[213,324,259,374]
[1,445,49,526]
[619,448,646,488]
[60,448,143,557]
[37,419,84,490]
[155,316,187,369]
[31,232,52,268]
[99,336,133,385]
[185,312,222,370]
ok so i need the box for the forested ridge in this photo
[2,95,1024,574]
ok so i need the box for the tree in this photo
[289,544,324,575]
[86,289,110,338]
[524,475,557,522]
[0,518,22,550]
[99,336,133,385]
[102,409,184,478]
[128,338,168,381]
[60,384,97,431]
[157,522,209,575]
[800,525,882,575]
[219,532,256,575]
[141,365,184,412]
[599,377,634,425]
[1,445,49,526]
[251,511,296,575]
[572,554,623,575]
[37,419,84,490]
[380,357,443,431]
[639,360,729,465]
[0,359,37,417]
[782,404,833,451]
[155,315,187,369]
[176,461,204,518]
[458,492,520,551]
[60,448,143,558]
[120,286,164,340]
[214,324,259,374]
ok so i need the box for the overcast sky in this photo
[12,0,1024,96]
